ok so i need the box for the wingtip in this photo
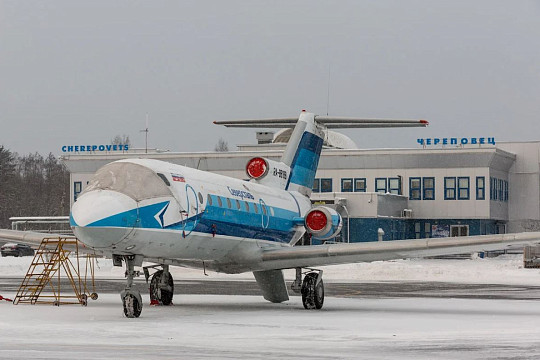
[420,119,429,125]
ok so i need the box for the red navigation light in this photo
[246,157,268,179]
[420,120,429,125]
[305,210,327,232]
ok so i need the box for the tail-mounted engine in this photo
[246,157,290,189]
[304,206,342,241]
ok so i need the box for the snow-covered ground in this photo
[2,255,540,359]
[1,294,540,359]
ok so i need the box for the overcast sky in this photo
[1,0,539,155]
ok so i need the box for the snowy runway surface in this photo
[1,294,540,359]
[2,254,540,359]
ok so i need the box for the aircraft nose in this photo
[71,190,138,249]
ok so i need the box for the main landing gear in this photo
[291,268,324,310]
[144,264,174,306]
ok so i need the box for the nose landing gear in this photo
[120,255,143,318]
[291,268,324,310]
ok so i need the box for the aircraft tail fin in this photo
[215,111,428,196]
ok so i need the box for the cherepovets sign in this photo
[417,137,495,146]
[61,144,129,153]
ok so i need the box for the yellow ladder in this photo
[14,237,97,306]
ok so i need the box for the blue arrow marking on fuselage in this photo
[155,201,170,228]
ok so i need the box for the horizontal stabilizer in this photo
[214,116,428,129]
[214,118,298,128]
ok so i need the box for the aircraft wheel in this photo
[301,272,324,310]
[150,270,174,305]
[122,292,142,318]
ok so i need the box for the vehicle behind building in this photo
[1,243,35,257]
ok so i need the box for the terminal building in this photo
[61,131,540,243]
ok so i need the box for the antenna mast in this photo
[140,114,149,154]
[326,64,331,116]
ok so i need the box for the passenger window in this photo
[217,197,223,207]
[236,199,241,209]
[244,201,249,212]
[226,198,232,208]
[207,194,213,206]
[253,203,259,214]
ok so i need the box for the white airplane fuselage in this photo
[71,158,312,273]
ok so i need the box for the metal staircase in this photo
[14,237,97,306]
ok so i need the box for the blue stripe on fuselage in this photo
[83,197,299,244]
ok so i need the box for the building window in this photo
[354,178,367,192]
[458,177,470,200]
[375,178,387,193]
[498,179,504,201]
[451,225,469,237]
[424,222,431,238]
[312,178,320,193]
[504,180,509,202]
[409,177,421,200]
[321,178,333,192]
[476,177,485,200]
[444,177,456,200]
[74,182,82,202]
[423,177,435,200]
[388,177,401,195]
[341,178,353,192]
[492,177,497,200]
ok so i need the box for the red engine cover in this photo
[246,157,268,179]
[305,209,328,232]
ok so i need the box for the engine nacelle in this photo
[304,206,342,241]
[245,157,290,189]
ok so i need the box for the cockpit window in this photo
[83,162,173,201]
[157,173,170,186]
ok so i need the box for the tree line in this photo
[0,146,69,229]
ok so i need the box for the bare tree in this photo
[214,138,229,152]
[111,134,131,147]
[0,147,70,228]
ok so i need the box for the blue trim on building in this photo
[313,218,502,244]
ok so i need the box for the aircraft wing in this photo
[0,229,97,255]
[258,232,540,271]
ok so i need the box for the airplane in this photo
[2,110,540,318]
